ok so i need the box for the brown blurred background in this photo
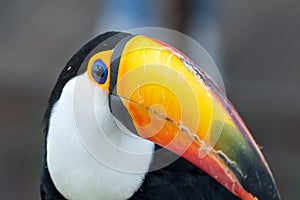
[0,0,299,199]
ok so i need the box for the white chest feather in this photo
[47,73,154,200]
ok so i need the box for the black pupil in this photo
[95,65,105,78]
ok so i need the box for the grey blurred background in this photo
[0,0,299,199]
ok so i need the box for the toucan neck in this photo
[46,73,154,200]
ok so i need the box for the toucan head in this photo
[47,31,280,200]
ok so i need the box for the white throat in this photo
[47,73,154,200]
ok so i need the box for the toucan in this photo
[40,31,281,200]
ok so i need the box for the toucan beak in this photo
[109,35,280,200]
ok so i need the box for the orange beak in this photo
[109,35,280,200]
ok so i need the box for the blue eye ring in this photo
[91,60,108,84]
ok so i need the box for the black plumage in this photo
[130,146,240,200]
[41,32,240,200]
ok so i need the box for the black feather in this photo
[42,31,125,138]
[130,146,241,200]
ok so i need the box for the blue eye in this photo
[91,60,108,84]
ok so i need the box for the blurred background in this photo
[1,0,299,199]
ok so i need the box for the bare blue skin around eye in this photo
[92,60,108,84]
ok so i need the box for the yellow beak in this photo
[109,35,280,200]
